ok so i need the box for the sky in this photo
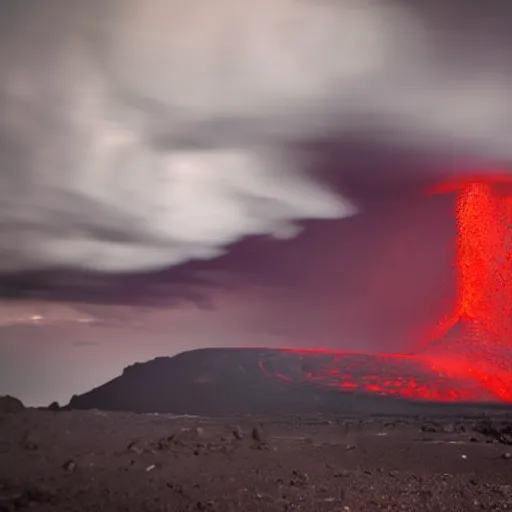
[1,0,512,406]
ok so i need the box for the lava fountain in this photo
[259,181,512,403]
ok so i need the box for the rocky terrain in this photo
[1,407,512,511]
[2,347,512,511]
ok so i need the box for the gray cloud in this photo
[0,0,511,276]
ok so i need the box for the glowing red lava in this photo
[261,181,512,403]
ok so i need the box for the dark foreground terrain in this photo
[1,408,512,512]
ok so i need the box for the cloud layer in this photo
[1,0,511,273]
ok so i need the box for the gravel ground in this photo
[1,409,512,511]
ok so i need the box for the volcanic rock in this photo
[0,395,24,414]
[62,459,76,472]
[20,431,39,451]
[232,425,244,440]
[48,401,60,411]
[1,407,512,511]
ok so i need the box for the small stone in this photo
[20,432,39,451]
[23,440,39,451]
[22,485,54,504]
[443,423,455,433]
[252,426,262,442]
[501,452,512,460]
[290,469,309,486]
[193,427,205,438]
[233,425,244,440]
[421,423,440,433]
[62,459,76,472]
[127,439,144,454]
[251,426,266,445]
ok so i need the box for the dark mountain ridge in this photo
[67,347,512,416]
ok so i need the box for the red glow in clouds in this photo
[260,181,512,403]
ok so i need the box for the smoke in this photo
[1,0,512,273]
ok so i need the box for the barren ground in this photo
[1,409,512,511]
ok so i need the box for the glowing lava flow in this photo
[259,182,512,403]
[257,349,499,402]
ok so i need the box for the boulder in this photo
[0,395,24,414]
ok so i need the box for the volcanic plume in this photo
[421,181,512,401]
[258,182,512,404]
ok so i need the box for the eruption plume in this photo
[260,182,512,403]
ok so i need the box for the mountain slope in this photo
[67,347,509,416]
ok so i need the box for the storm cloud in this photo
[0,0,511,275]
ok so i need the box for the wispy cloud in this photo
[0,301,97,326]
